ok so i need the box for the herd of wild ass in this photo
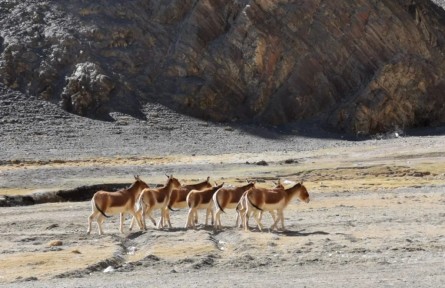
[87,175,310,235]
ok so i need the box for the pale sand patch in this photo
[296,193,444,210]
[0,244,116,283]
[130,241,216,262]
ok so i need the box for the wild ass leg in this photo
[236,206,247,228]
[205,208,213,226]
[156,208,165,229]
[119,213,125,234]
[128,210,143,231]
[129,215,137,231]
[270,209,283,231]
[163,208,172,228]
[185,208,194,229]
[144,207,157,227]
[243,210,249,231]
[192,209,198,228]
[96,215,105,235]
[279,210,285,231]
[269,211,277,223]
[139,206,147,230]
[250,208,264,232]
[186,208,199,229]
[243,209,256,230]
[194,212,198,225]
[244,206,253,231]
[214,208,222,230]
[235,211,240,228]
[87,210,99,235]
[166,208,172,228]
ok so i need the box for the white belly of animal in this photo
[196,202,211,209]
[105,206,127,214]
[224,203,238,209]
[149,201,166,209]
[261,199,285,211]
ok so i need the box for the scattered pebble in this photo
[256,160,268,166]
[46,224,59,230]
[48,240,63,247]
[23,276,38,282]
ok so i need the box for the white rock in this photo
[103,266,115,273]
[127,246,137,255]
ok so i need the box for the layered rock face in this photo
[1,0,445,134]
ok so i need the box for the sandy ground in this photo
[1,94,445,287]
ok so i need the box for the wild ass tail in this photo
[94,201,111,218]
[247,195,263,211]
[214,194,225,213]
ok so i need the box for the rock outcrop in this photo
[61,62,114,117]
[1,0,445,134]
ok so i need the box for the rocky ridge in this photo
[1,0,445,134]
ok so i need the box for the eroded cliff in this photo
[1,0,445,134]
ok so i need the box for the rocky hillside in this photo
[1,0,445,134]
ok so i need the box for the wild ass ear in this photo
[247,179,255,185]
[206,176,210,182]
[134,175,140,180]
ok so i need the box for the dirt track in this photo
[1,95,445,287]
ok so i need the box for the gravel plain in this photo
[1,86,445,287]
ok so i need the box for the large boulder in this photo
[61,62,114,117]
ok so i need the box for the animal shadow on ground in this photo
[127,226,209,236]
[278,229,330,237]
[210,226,240,235]
[189,225,217,232]
[126,231,145,239]
[162,227,188,232]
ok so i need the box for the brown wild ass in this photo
[213,181,255,230]
[87,175,149,235]
[163,176,212,227]
[185,182,224,229]
[236,180,284,229]
[131,175,181,230]
[244,181,309,231]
